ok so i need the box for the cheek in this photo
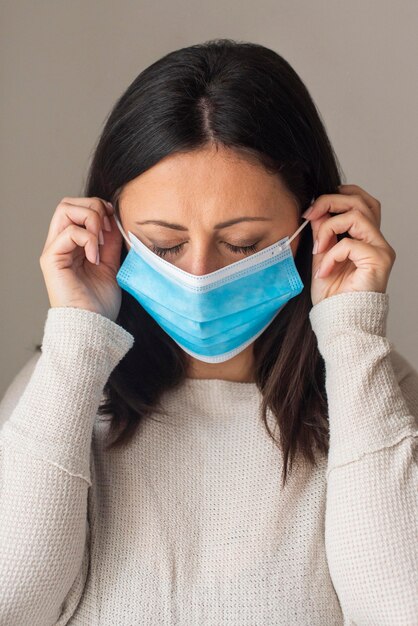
[292,239,298,255]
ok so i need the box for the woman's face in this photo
[118,143,302,274]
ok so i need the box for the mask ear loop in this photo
[113,213,132,248]
[277,218,311,252]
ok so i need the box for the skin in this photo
[118,143,304,383]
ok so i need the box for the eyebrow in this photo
[134,217,273,230]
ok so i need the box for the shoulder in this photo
[0,348,111,433]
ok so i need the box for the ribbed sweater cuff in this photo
[309,291,416,474]
[0,307,134,484]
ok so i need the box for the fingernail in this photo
[98,229,104,245]
[105,201,114,213]
[314,265,321,278]
[96,248,100,265]
[104,216,112,232]
[312,239,318,254]
[302,206,314,218]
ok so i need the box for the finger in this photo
[45,223,100,265]
[43,204,104,253]
[61,196,114,221]
[95,212,123,270]
[338,184,381,225]
[316,237,394,279]
[63,196,114,215]
[307,213,334,253]
[314,209,388,256]
[303,192,379,228]
[44,197,110,250]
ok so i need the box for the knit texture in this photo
[0,291,417,625]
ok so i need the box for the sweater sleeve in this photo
[309,290,418,626]
[0,306,134,626]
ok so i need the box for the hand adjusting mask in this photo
[114,214,310,363]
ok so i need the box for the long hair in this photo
[37,39,346,487]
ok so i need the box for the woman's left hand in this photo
[302,184,397,307]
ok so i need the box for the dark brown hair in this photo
[37,38,347,487]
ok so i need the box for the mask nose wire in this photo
[113,213,132,248]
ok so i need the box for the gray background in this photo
[1,0,417,397]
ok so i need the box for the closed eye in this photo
[150,243,184,258]
[223,242,259,255]
[150,241,260,258]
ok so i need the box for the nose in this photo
[184,249,223,276]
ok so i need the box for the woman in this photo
[0,39,417,625]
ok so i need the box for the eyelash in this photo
[150,242,259,258]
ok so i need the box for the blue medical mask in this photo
[114,214,310,363]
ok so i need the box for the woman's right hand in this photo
[39,196,124,322]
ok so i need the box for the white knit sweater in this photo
[0,291,417,625]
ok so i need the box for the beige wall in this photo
[1,0,417,396]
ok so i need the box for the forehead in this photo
[117,145,297,221]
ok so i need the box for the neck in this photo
[185,344,256,382]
